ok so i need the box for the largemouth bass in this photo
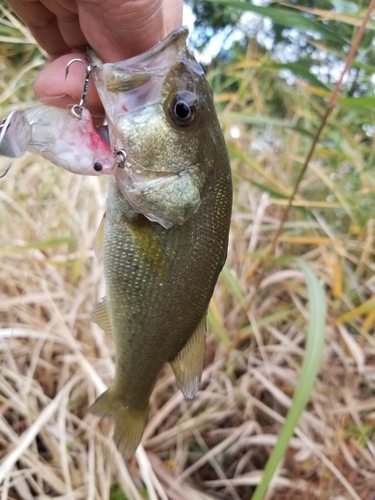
[89,26,232,457]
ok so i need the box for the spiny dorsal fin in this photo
[90,297,112,335]
[94,213,106,260]
[170,314,207,400]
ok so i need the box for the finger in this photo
[163,0,183,35]
[39,0,87,50]
[76,0,182,62]
[8,0,183,61]
[33,52,104,116]
[6,0,70,56]
[32,0,183,116]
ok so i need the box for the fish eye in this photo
[169,93,197,127]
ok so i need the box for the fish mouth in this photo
[89,26,189,72]
[89,26,195,119]
[89,26,190,98]
[114,25,189,66]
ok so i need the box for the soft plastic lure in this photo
[0,105,117,176]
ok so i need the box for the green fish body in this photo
[89,27,232,457]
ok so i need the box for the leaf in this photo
[0,237,75,254]
[252,258,326,500]
[207,304,231,347]
[335,295,375,324]
[228,145,291,195]
[329,0,359,14]
[248,180,289,200]
[293,5,375,29]
[221,264,245,303]
[221,112,296,128]
[339,96,375,110]
[267,62,331,90]
[204,0,348,43]
[278,236,342,245]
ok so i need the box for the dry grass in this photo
[1,6,375,500]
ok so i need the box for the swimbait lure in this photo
[0,105,116,175]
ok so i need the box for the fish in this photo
[0,106,116,176]
[88,26,232,457]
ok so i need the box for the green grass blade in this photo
[220,264,245,303]
[207,307,231,347]
[267,62,331,90]
[252,258,326,500]
[339,96,375,109]
[204,0,348,43]
[0,237,75,253]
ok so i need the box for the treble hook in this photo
[65,58,97,118]
[0,163,12,179]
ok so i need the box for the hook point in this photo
[0,163,12,179]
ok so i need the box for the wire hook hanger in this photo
[65,59,97,119]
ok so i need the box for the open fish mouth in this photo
[89,26,200,117]
[89,26,192,95]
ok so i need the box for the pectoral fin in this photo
[90,297,112,335]
[170,315,207,400]
[127,216,168,278]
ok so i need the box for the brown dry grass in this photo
[1,6,375,500]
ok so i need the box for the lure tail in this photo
[90,389,148,458]
[0,110,30,158]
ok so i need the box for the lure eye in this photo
[94,161,103,172]
[169,93,197,127]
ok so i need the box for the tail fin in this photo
[90,389,148,458]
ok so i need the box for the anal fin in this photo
[170,314,207,400]
[90,297,112,335]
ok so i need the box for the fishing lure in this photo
[0,106,117,176]
[0,59,118,176]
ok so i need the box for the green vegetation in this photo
[0,1,374,499]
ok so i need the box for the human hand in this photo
[6,0,183,115]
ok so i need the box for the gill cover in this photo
[90,26,208,228]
